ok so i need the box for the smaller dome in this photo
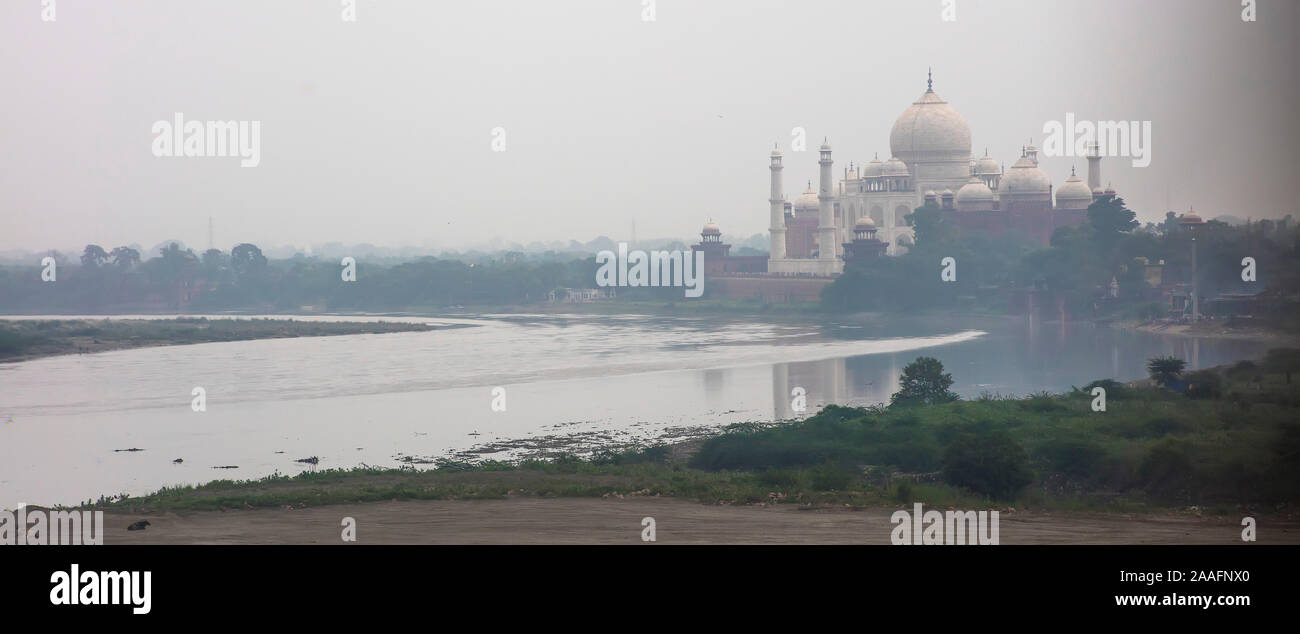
[1056,168,1093,209]
[1000,155,1051,195]
[940,188,954,197]
[956,177,994,205]
[770,144,783,157]
[883,157,909,177]
[1104,182,1116,195]
[854,216,877,231]
[794,182,819,213]
[1092,186,1105,196]
[863,157,884,177]
[701,221,721,235]
[924,190,938,199]
[974,151,1001,175]
[820,138,832,151]
[1180,208,1204,225]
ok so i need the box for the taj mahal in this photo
[749,71,1110,277]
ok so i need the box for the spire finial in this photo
[927,67,933,91]
[1071,165,1077,176]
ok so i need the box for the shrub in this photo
[1080,378,1130,400]
[1147,356,1187,387]
[890,356,959,407]
[1185,370,1225,400]
[941,431,1033,499]
[1036,438,1105,477]
[1138,440,1197,500]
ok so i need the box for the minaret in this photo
[768,144,787,261]
[1087,141,1102,191]
[817,138,836,260]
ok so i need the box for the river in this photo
[0,312,1270,506]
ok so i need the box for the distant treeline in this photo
[823,195,1300,319]
[0,242,602,312]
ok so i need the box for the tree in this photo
[1147,356,1187,387]
[80,244,109,268]
[1086,194,1139,243]
[904,199,952,248]
[109,246,140,269]
[230,243,267,278]
[1263,348,1300,384]
[890,356,959,407]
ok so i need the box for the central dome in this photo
[890,81,972,165]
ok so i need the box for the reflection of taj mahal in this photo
[762,71,1106,277]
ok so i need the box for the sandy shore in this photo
[100,497,1297,545]
[1112,319,1298,344]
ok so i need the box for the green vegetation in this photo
[890,356,959,406]
[0,317,439,362]
[823,195,1299,323]
[82,352,1300,516]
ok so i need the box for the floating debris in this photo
[212,465,239,469]
[114,448,144,453]
[172,458,183,464]
[126,520,150,531]
[295,456,319,465]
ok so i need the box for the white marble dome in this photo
[890,85,972,164]
[794,184,819,213]
[863,158,884,177]
[1000,155,1051,195]
[883,156,910,177]
[701,221,721,236]
[854,216,877,231]
[1056,169,1093,209]
[956,177,994,203]
[975,153,1001,175]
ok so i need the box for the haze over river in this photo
[0,313,1270,506]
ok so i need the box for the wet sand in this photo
[101,497,1297,545]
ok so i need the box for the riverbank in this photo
[0,317,447,363]
[91,497,1298,544]
[71,352,1300,539]
[1112,317,1300,345]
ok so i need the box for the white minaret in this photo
[768,144,787,261]
[817,138,836,260]
[1087,140,1102,191]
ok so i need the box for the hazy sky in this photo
[2,0,1296,253]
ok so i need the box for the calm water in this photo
[0,313,1270,506]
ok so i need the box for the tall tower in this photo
[817,138,836,260]
[768,144,786,261]
[1087,141,1102,191]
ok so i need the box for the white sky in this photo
[1,0,1296,253]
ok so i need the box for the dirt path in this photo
[102,498,1297,545]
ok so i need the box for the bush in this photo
[1080,378,1130,400]
[1147,356,1187,387]
[808,463,859,491]
[1184,370,1225,400]
[941,431,1033,499]
[1036,438,1105,477]
[1138,440,1197,499]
